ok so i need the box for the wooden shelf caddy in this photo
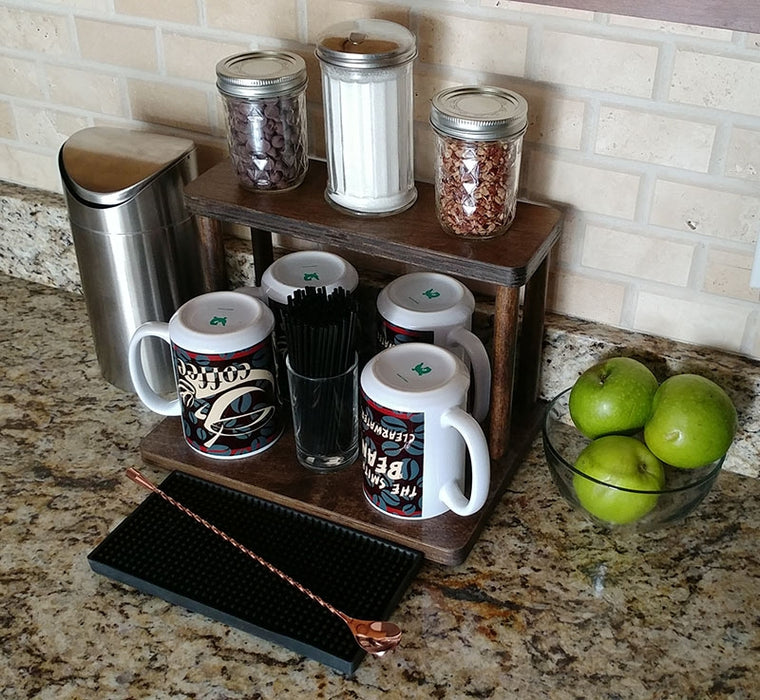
[140,158,562,566]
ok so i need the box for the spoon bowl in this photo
[340,617,402,656]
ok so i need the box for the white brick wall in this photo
[0,0,759,358]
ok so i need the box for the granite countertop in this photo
[2,272,759,699]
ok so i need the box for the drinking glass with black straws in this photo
[283,286,359,471]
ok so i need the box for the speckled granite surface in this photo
[2,272,759,698]
[0,182,81,294]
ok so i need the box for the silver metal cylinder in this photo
[59,127,224,394]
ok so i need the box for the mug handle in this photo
[128,322,180,416]
[438,407,491,517]
[448,326,492,423]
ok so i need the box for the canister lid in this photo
[59,127,195,206]
[216,51,307,98]
[315,19,417,68]
[430,86,528,141]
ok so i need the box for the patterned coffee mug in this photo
[376,271,491,422]
[239,250,359,401]
[128,291,283,459]
[360,343,490,520]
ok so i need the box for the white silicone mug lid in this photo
[261,250,359,304]
[361,343,468,412]
[377,272,474,329]
[170,291,274,354]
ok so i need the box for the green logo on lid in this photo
[209,316,227,326]
[422,288,440,299]
[412,362,431,376]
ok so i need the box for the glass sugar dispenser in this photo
[430,86,528,239]
[316,19,417,217]
[216,50,309,192]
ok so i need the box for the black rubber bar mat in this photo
[88,471,423,675]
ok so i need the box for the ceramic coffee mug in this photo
[128,291,283,459]
[376,271,491,422]
[260,250,358,305]
[240,250,359,399]
[360,343,490,520]
[240,250,359,319]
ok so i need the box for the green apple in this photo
[568,357,659,439]
[573,435,666,525]
[644,374,737,469]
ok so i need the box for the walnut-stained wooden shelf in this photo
[140,158,563,566]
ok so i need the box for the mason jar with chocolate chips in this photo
[430,86,528,239]
[216,51,308,192]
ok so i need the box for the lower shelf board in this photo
[139,403,545,566]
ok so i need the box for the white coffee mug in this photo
[360,343,490,520]
[376,271,491,422]
[240,250,359,399]
[240,250,359,307]
[128,291,283,459]
[262,250,358,305]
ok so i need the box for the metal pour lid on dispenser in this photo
[59,126,225,394]
[315,19,417,68]
[316,19,418,217]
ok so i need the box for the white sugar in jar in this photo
[316,20,417,217]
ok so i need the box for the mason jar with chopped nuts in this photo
[430,86,528,239]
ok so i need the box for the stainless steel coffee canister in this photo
[59,127,224,394]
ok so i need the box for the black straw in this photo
[283,286,358,378]
[283,287,359,462]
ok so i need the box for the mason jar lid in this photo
[315,19,417,68]
[216,51,307,98]
[430,85,528,141]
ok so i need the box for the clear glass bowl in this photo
[542,388,724,532]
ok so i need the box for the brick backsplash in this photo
[0,0,759,359]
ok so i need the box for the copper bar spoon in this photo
[125,468,403,656]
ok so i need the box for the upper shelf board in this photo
[184,159,562,288]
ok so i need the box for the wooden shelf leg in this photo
[250,226,274,286]
[488,285,520,461]
[514,254,550,409]
[196,215,228,291]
